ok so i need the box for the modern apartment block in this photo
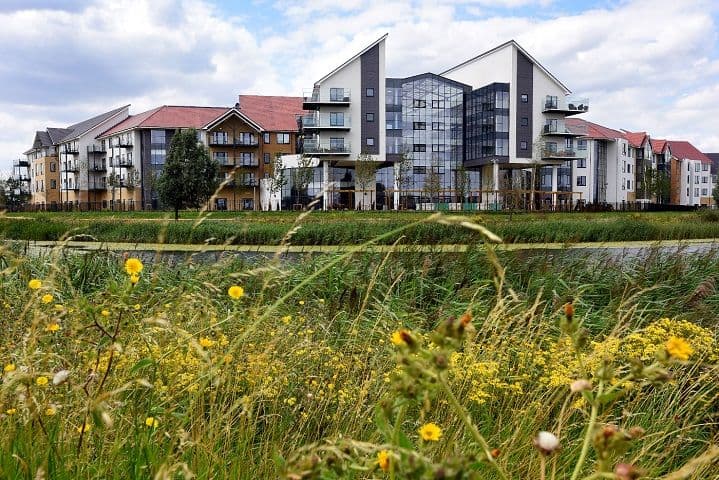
[666,141,713,206]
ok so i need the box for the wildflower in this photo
[101,310,110,317]
[614,463,643,480]
[298,300,305,306]
[53,370,70,385]
[228,285,244,299]
[319,298,325,304]
[45,407,57,416]
[77,422,92,433]
[133,304,141,311]
[377,450,390,472]
[666,336,693,361]
[199,337,215,348]
[45,323,60,332]
[124,258,143,275]
[563,302,574,318]
[54,304,64,311]
[145,417,159,428]
[36,376,49,386]
[570,379,592,393]
[4,363,16,374]
[390,329,413,347]
[281,315,292,324]
[28,279,42,290]
[130,273,140,285]
[41,294,53,304]
[534,431,560,455]
[418,423,442,441]
[6,408,17,415]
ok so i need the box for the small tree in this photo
[4,177,29,211]
[423,162,442,205]
[395,150,413,210]
[454,165,470,205]
[157,128,220,220]
[291,154,314,207]
[354,153,378,210]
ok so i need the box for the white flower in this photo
[52,369,70,385]
[534,431,560,455]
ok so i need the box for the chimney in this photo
[235,101,240,109]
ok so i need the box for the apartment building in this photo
[24,128,63,208]
[206,96,305,210]
[96,106,228,210]
[622,132,655,201]
[666,141,713,206]
[11,158,30,197]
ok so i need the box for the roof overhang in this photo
[315,33,388,85]
[203,108,263,132]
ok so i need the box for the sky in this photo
[1,0,718,175]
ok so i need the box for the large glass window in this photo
[277,133,290,144]
[330,112,344,126]
[330,88,345,101]
[386,112,401,130]
[150,129,165,146]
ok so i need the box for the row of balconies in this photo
[303,139,352,155]
[214,155,259,167]
[208,135,259,147]
[300,112,351,130]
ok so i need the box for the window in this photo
[243,198,254,210]
[330,112,344,126]
[520,141,528,150]
[386,111,401,130]
[50,162,56,172]
[329,137,344,150]
[413,166,427,174]
[432,122,445,130]
[366,137,375,146]
[431,100,445,108]
[264,153,271,164]
[695,188,700,197]
[239,152,255,166]
[214,152,228,164]
[495,115,509,133]
[330,88,345,101]
[413,144,426,152]
[276,133,290,144]
[431,144,445,152]
[702,176,708,184]
[238,132,256,145]
[702,188,708,196]
[150,149,166,165]
[695,163,701,172]
[386,88,401,106]
[702,163,710,171]
[622,143,627,155]
[496,91,509,109]
[211,131,228,144]
[577,176,587,186]
[413,122,426,130]
[366,88,375,97]
[521,94,528,103]
[521,117,529,127]
[150,129,165,146]
[578,140,587,151]
[50,179,56,189]
[623,161,626,173]
[627,164,631,174]
[627,180,631,190]
[413,99,426,108]
[577,158,586,168]
[565,138,573,150]
[366,113,374,122]
[496,139,508,156]
[263,133,270,144]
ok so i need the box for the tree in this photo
[157,128,220,220]
[713,176,719,207]
[2,177,29,211]
[423,162,442,205]
[454,164,470,205]
[354,153,378,210]
[291,154,314,207]
[395,150,413,210]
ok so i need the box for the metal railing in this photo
[544,95,589,113]
[303,141,352,154]
[301,113,351,128]
[302,88,351,103]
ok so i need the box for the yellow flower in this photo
[45,407,57,416]
[36,376,49,386]
[391,329,411,347]
[45,323,61,332]
[666,336,693,361]
[377,450,390,472]
[41,294,53,304]
[145,417,159,428]
[77,422,92,433]
[199,337,215,348]
[28,279,42,290]
[130,273,139,285]
[418,423,442,441]
[101,310,110,317]
[4,363,16,373]
[54,304,64,311]
[124,258,143,275]
[228,285,244,299]
[6,408,17,415]
[299,300,305,305]
[281,315,292,324]
[133,304,141,311]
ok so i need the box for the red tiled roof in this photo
[622,131,648,148]
[652,139,667,154]
[566,118,626,140]
[667,140,712,164]
[238,95,307,132]
[97,106,228,138]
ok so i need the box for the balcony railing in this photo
[542,122,582,136]
[302,88,351,104]
[116,158,134,168]
[215,156,232,166]
[88,181,107,191]
[112,138,133,148]
[62,145,79,154]
[542,148,580,159]
[235,156,259,167]
[303,140,352,154]
[543,95,589,115]
[90,163,107,172]
[61,163,80,172]
[209,136,259,147]
[301,114,351,129]
[226,178,258,187]
[13,159,29,167]
[87,145,106,154]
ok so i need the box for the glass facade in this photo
[465,83,510,164]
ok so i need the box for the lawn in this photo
[0,239,717,479]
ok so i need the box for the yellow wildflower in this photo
[36,376,49,386]
[6,408,17,415]
[4,363,16,373]
[133,304,141,311]
[77,422,92,433]
[391,329,411,347]
[377,450,390,472]
[130,273,140,285]
[45,323,61,332]
[299,300,305,305]
[199,337,215,348]
[418,422,442,441]
[228,285,244,299]
[41,294,53,304]
[28,279,42,290]
[666,336,693,361]
[45,407,57,416]
[145,417,159,428]
[282,315,292,324]
[54,304,64,311]
[124,258,143,275]
[101,310,110,317]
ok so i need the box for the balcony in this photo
[542,148,581,160]
[303,140,352,155]
[209,136,259,147]
[116,157,134,168]
[90,162,107,172]
[542,122,584,136]
[235,156,258,167]
[16,174,30,182]
[87,145,106,155]
[226,178,258,187]
[62,145,79,154]
[14,159,29,167]
[88,181,107,191]
[302,88,351,108]
[543,95,589,116]
[215,156,233,166]
[301,113,351,130]
[61,163,80,173]
[113,138,133,148]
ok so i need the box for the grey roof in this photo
[57,105,129,143]
[47,127,72,144]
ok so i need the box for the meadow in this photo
[2,210,719,244]
[0,214,718,479]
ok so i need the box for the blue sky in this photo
[1,0,718,174]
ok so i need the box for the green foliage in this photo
[156,129,220,219]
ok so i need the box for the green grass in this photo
[2,211,719,245]
[0,237,717,479]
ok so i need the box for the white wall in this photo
[531,67,570,166]
[316,57,361,160]
[442,44,513,88]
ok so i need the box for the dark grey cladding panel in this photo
[361,44,380,155]
[516,51,533,159]
[140,129,152,208]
